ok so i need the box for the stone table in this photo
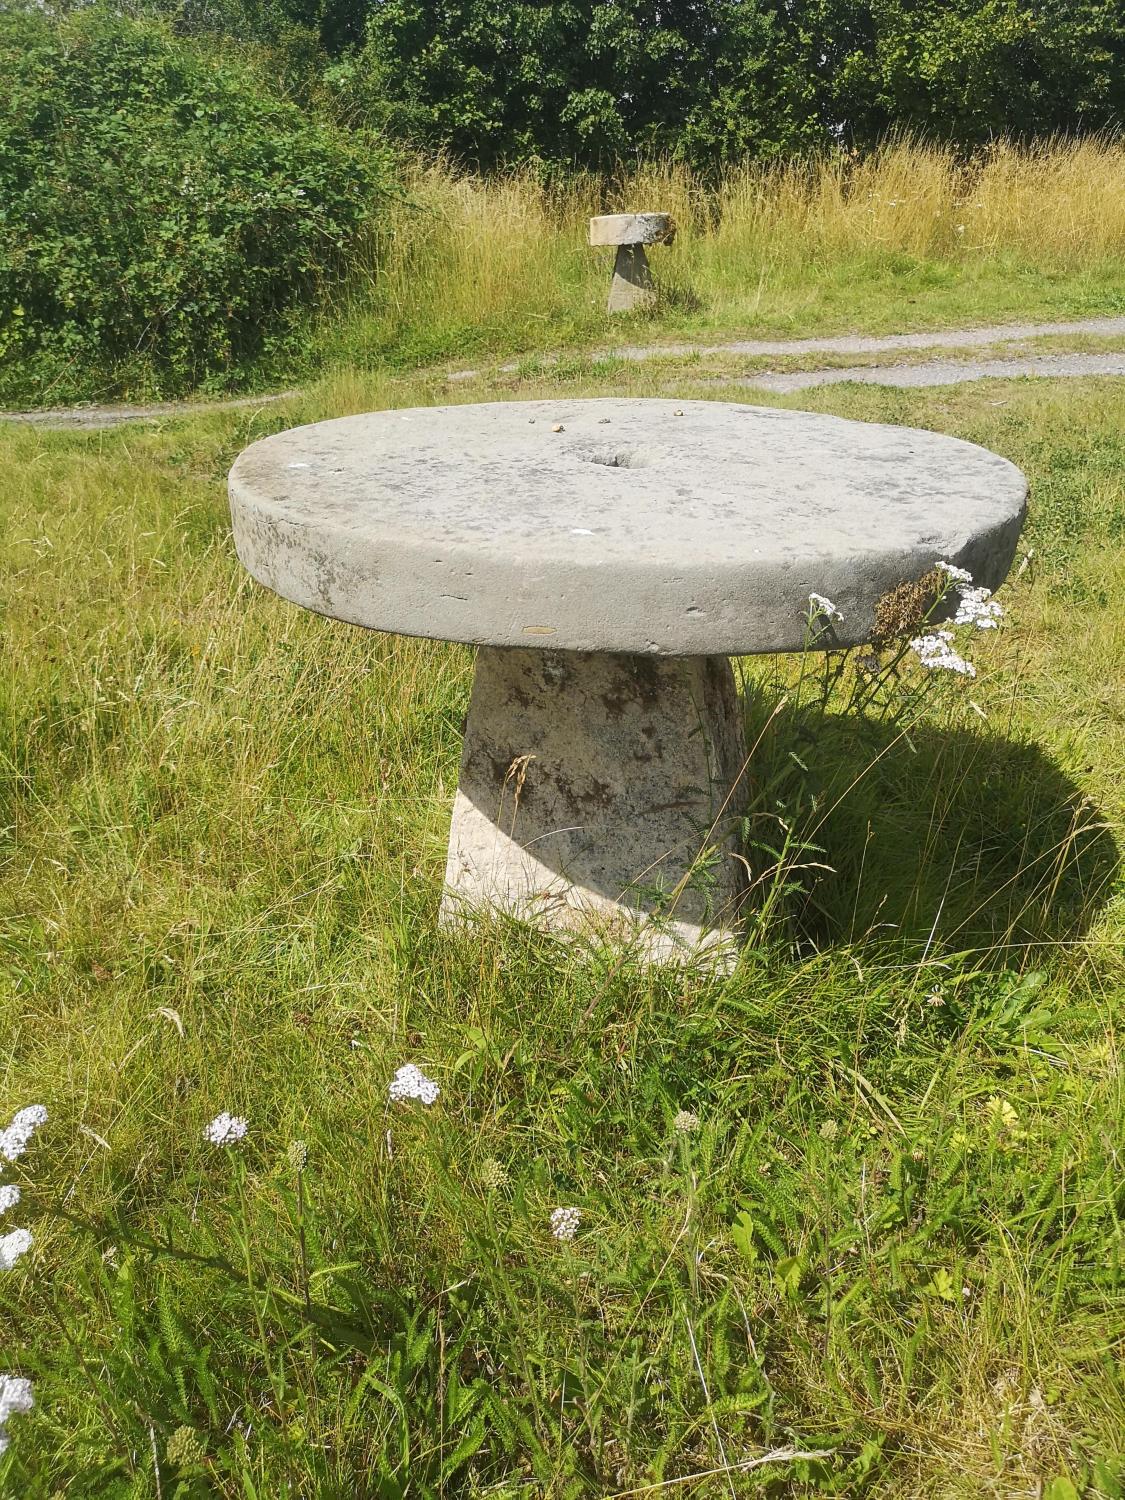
[228,399,1027,965]
[589,213,675,313]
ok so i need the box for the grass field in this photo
[1,351,1122,1496]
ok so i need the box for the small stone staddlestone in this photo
[589,212,676,313]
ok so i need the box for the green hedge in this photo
[0,10,388,399]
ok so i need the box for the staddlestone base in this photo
[441,648,748,965]
[607,244,656,313]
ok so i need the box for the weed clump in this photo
[870,567,944,646]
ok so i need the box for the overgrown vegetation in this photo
[317,139,1125,374]
[0,9,390,403]
[346,0,1125,169]
[0,367,1121,1494]
[3,134,1125,406]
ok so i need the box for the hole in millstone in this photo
[588,448,648,469]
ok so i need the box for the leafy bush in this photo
[353,0,825,171]
[352,0,1124,172]
[0,10,389,398]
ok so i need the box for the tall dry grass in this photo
[325,137,1125,363]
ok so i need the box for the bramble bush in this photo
[0,10,390,400]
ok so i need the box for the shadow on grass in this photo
[745,694,1120,964]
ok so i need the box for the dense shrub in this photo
[0,10,388,397]
[352,0,825,171]
[350,0,1125,172]
[801,0,1125,147]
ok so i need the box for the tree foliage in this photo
[801,0,1125,146]
[351,0,823,169]
[116,0,1124,169]
[347,0,1125,170]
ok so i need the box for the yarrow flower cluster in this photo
[0,1228,32,1272]
[165,1424,207,1468]
[0,1373,34,1457]
[388,1064,440,1106]
[909,630,977,677]
[0,1103,46,1298]
[203,1112,249,1147]
[478,1157,510,1191]
[673,1109,700,1135]
[952,586,1003,630]
[807,592,843,622]
[937,560,1004,631]
[0,1104,48,1164]
[549,1206,582,1242]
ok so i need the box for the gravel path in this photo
[739,351,1125,392]
[2,390,299,431]
[604,314,1125,363]
[4,315,1124,429]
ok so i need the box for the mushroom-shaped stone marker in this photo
[228,399,1027,967]
[589,212,675,313]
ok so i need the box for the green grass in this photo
[1,368,1123,1497]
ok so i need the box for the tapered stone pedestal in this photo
[607,245,656,314]
[441,649,748,963]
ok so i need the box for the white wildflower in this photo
[0,1373,34,1457]
[953,585,1004,630]
[0,1227,33,1272]
[0,1186,19,1216]
[203,1112,248,1146]
[550,1206,582,1242]
[673,1109,700,1135]
[808,592,843,621]
[10,1106,47,1132]
[0,1375,33,1424]
[935,560,973,583]
[936,562,1004,630]
[0,1104,48,1163]
[388,1064,439,1106]
[909,631,976,678]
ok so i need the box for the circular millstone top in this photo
[228,398,1027,656]
[589,213,675,247]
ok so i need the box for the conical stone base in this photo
[441,648,748,965]
[607,244,656,313]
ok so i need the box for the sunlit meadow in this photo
[314,138,1125,379]
[0,350,1122,1495]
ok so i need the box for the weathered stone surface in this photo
[589,212,675,247]
[229,398,1028,656]
[441,648,747,964]
[607,244,656,313]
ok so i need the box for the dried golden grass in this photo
[334,138,1125,358]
